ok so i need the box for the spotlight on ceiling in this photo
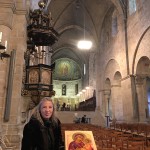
[77,40,92,50]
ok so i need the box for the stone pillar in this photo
[0,1,27,149]
[130,75,140,121]
[121,75,140,122]
[0,1,15,124]
[111,81,123,120]
[121,76,133,122]
[103,89,110,127]
[135,76,147,122]
[103,89,111,116]
[96,90,103,111]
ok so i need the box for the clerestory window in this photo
[112,10,118,37]
[129,0,137,15]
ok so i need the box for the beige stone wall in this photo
[0,0,27,149]
[95,0,150,124]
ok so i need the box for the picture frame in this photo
[65,130,97,150]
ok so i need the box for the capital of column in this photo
[103,89,111,96]
[135,75,145,85]
[111,80,121,87]
[0,1,15,28]
[0,1,27,28]
[0,1,15,10]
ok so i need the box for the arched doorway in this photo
[136,56,150,121]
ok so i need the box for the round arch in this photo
[132,26,150,74]
[104,59,121,81]
[136,56,150,76]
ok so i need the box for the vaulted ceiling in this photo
[46,0,124,63]
[29,0,125,82]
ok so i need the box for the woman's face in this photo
[40,100,53,119]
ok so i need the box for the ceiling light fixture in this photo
[77,0,92,50]
[77,40,92,50]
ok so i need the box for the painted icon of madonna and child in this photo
[65,131,97,150]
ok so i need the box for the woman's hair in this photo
[38,97,58,125]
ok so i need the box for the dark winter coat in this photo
[21,111,64,150]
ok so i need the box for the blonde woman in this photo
[21,97,64,150]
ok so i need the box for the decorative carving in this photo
[27,1,59,47]
[22,0,57,106]
[29,69,39,83]
[41,70,51,84]
[21,89,30,96]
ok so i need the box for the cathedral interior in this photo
[0,0,150,149]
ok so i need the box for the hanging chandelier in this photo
[77,0,92,50]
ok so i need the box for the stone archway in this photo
[104,59,121,119]
[135,56,150,122]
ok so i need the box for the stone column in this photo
[103,89,111,116]
[96,90,103,111]
[135,76,147,122]
[103,89,111,127]
[0,1,27,149]
[121,76,135,122]
[130,75,139,121]
[0,1,15,123]
[111,81,123,120]
[121,75,142,122]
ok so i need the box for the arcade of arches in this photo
[0,0,150,149]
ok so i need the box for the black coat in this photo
[21,116,64,150]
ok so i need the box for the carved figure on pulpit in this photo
[41,70,50,84]
[29,70,38,83]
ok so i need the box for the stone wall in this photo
[0,0,27,149]
[95,0,150,123]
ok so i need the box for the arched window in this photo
[75,84,78,95]
[129,0,137,15]
[112,10,118,37]
[62,84,66,95]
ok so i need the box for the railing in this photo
[78,96,96,111]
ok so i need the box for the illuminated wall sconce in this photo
[0,32,10,60]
